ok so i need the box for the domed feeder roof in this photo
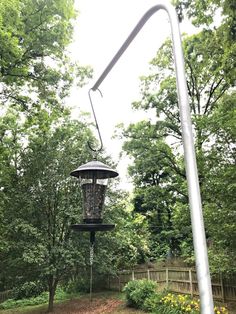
[70,160,119,179]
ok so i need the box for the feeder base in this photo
[71,224,115,232]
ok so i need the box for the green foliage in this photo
[0,0,148,312]
[121,2,236,271]
[123,279,157,309]
[0,292,49,309]
[173,0,236,41]
[0,103,151,309]
[54,287,71,301]
[0,0,92,111]
[123,288,229,314]
[0,287,70,310]
[65,278,90,294]
[153,293,228,314]
[0,103,150,309]
[12,281,45,300]
[0,107,94,310]
[143,291,166,312]
[75,192,151,275]
[121,120,188,261]
[156,293,200,314]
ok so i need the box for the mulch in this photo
[55,298,123,314]
[33,297,124,314]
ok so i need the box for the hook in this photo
[87,88,104,153]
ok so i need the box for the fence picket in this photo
[106,267,236,303]
[166,268,169,289]
[220,272,225,302]
[189,269,193,297]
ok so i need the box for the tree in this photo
[174,0,236,43]
[0,0,92,111]
[0,107,95,311]
[0,105,151,310]
[101,191,151,271]
[120,121,187,260]
[121,17,235,270]
[200,93,236,273]
[0,1,152,307]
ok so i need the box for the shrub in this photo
[12,281,45,300]
[65,274,107,293]
[123,279,157,309]
[65,278,90,293]
[143,291,166,312]
[123,286,229,314]
[54,287,70,300]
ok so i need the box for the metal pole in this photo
[89,231,95,302]
[90,1,214,313]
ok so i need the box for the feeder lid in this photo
[70,160,119,179]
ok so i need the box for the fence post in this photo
[147,269,150,280]
[220,273,225,303]
[166,267,169,288]
[189,269,193,297]
[132,270,135,280]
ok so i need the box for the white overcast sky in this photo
[67,0,197,190]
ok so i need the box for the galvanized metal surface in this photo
[90,1,214,313]
[70,160,119,179]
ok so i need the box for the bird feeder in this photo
[70,90,119,301]
[70,160,118,232]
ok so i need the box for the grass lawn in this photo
[0,303,48,314]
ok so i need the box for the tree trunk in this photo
[48,276,57,313]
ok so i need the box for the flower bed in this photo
[123,280,229,314]
[157,293,228,314]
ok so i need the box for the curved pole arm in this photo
[88,88,104,154]
[91,1,214,313]
[91,5,161,91]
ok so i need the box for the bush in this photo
[143,291,166,312]
[12,281,45,300]
[123,279,157,309]
[65,278,90,293]
[123,285,229,314]
[54,286,71,300]
[65,274,107,294]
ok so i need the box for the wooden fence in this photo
[0,290,13,303]
[107,267,236,303]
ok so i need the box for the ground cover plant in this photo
[154,293,229,314]
[0,287,72,310]
[123,279,229,314]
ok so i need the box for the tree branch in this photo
[204,77,224,114]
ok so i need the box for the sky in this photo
[68,0,197,190]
